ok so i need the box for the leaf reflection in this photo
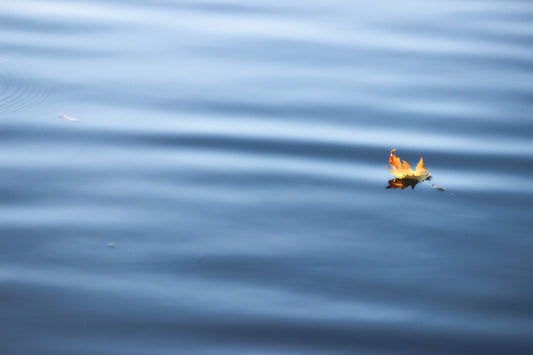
[386,176,446,191]
[386,178,420,190]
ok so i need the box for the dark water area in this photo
[1,1,533,354]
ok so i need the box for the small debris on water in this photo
[58,114,79,122]
[196,255,206,263]
[431,184,445,191]
[107,243,115,248]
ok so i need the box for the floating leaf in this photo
[387,149,430,182]
[386,149,446,191]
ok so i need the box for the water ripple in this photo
[0,62,50,114]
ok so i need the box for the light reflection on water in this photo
[1,0,533,354]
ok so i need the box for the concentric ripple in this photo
[0,62,50,114]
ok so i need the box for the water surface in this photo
[1,1,533,354]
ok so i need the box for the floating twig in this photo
[431,184,445,191]
[58,114,79,122]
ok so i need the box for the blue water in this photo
[1,1,533,354]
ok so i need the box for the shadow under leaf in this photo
[386,175,433,190]
[386,178,420,190]
[386,176,446,191]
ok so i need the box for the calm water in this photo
[1,1,533,354]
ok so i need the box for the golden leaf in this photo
[387,149,430,182]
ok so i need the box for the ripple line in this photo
[0,61,51,114]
